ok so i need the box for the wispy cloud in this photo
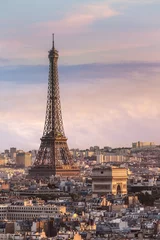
[0,0,160,66]
[109,0,159,4]
[33,3,118,35]
[1,28,160,66]
[0,2,119,66]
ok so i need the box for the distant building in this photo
[132,141,155,149]
[4,150,9,156]
[94,146,100,151]
[97,153,127,163]
[92,166,128,196]
[90,146,94,151]
[16,152,32,168]
[79,151,85,158]
[0,155,6,166]
[0,183,10,191]
[31,150,37,158]
[70,149,84,158]
[103,146,112,152]
[89,146,100,153]
[0,203,65,220]
[85,150,95,158]
[10,147,16,160]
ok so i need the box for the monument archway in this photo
[117,184,121,195]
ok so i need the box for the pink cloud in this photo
[108,0,159,4]
[33,3,118,35]
[0,2,159,66]
[0,3,118,65]
[1,28,160,66]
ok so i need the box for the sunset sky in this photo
[0,0,160,150]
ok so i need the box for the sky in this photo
[0,0,160,151]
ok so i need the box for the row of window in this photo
[7,210,57,213]
[94,184,111,190]
[8,207,58,210]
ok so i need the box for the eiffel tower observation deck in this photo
[28,35,80,179]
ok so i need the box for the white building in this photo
[0,203,65,221]
[0,205,8,220]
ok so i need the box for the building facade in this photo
[132,141,155,149]
[97,154,127,163]
[16,152,32,168]
[0,203,65,221]
[92,166,128,196]
[10,148,16,160]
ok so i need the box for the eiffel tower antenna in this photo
[52,33,54,49]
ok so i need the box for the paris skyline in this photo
[0,0,160,150]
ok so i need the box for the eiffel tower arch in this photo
[28,35,80,178]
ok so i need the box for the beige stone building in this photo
[16,152,32,168]
[97,154,127,163]
[92,166,127,196]
[0,156,6,166]
[132,141,155,149]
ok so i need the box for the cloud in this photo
[0,39,46,65]
[1,26,160,66]
[109,0,159,4]
[0,62,160,151]
[33,3,118,35]
[65,3,118,26]
[0,58,10,63]
[1,62,160,82]
[0,2,119,66]
[1,0,160,66]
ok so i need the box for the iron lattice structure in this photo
[34,35,71,175]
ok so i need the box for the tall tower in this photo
[29,35,79,178]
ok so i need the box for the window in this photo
[94,184,110,190]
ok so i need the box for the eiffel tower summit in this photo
[28,34,80,178]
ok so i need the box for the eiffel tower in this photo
[28,35,80,178]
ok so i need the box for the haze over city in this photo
[1,0,160,150]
